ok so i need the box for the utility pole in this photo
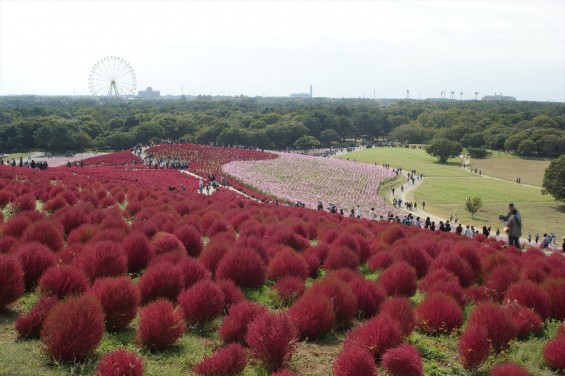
[474,91,479,100]
[451,91,455,100]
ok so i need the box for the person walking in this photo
[506,208,521,248]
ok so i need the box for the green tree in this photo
[319,129,340,147]
[294,135,320,149]
[425,138,463,163]
[517,139,537,156]
[465,197,483,218]
[542,155,565,202]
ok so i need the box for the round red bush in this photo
[177,280,224,325]
[271,369,297,376]
[349,278,386,318]
[215,249,266,289]
[0,254,25,308]
[192,343,247,376]
[151,232,185,255]
[177,257,209,289]
[219,300,268,344]
[15,295,59,338]
[485,265,520,302]
[22,220,65,252]
[136,299,185,351]
[393,244,430,279]
[267,247,309,281]
[0,235,19,254]
[2,215,32,238]
[380,296,416,337]
[427,280,466,307]
[122,233,153,274]
[288,294,335,340]
[465,285,491,304]
[542,278,565,320]
[199,240,230,275]
[378,262,418,297]
[458,324,490,370]
[17,242,56,291]
[429,253,474,287]
[40,294,104,362]
[382,344,424,376]
[467,302,518,351]
[138,262,183,304]
[415,293,463,334]
[344,314,402,362]
[90,276,140,331]
[368,251,394,271]
[504,281,551,319]
[505,302,543,337]
[418,268,459,292]
[216,279,245,312]
[323,246,360,271]
[273,276,305,304]
[307,275,357,326]
[174,225,203,257]
[76,241,128,282]
[544,336,565,371]
[96,349,143,376]
[245,311,298,371]
[38,265,89,299]
[489,362,531,376]
[333,346,376,376]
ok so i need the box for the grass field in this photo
[468,152,552,187]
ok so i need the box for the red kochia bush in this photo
[151,232,186,255]
[307,275,357,326]
[215,249,266,289]
[245,311,298,371]
[0,235,19,254]
[415,293,463,334]
[458,324,490,370]
[176,258,209,289]
[267,247,309,281]
[489,362,531,376]
[544,335,565,371]
[288,294,335,340]
[368,251,394,271]
[96,349,144,376]
[0,255,24,308]
[542,278,565,320]
[216,279,245,311]
[344,314,402,362]
[484,265,520,302]
[271,369,297,376]
[427,280,467,308]
[380,297,416,337]
[349,278,386,318]
[504,281,551,320]
[17,242,57,291]
[77,241,128,282]
[38,265,90,299]
[177,280,225,325]
[323,246,360,271]
[137,262,183,304]
[382,344,424,376]
[219,300,267,344]
[418,268,459,292]
[22,220,65,252]
[393,244,430,279]
[174,225,203,257]
[378,262,418,297]
[2,215,32,238]
[506,303,543,336]
[136,299,185,351]
[273,276,306,304]
[90,277,140,331]
[429,253,474,287]
[467,302,518,351]
[122,233,153,274]
[333,346,377,376]
[40,295,104,362]
[15,295,59,338]
[192,343,247,376]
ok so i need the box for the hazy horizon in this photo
[1,0,564,102]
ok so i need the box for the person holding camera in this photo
[506,208,522,248]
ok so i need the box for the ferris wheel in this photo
[89,56,137,99]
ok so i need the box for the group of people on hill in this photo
[1,157,48,170]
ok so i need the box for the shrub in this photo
[323,246,360,271]
[344,314,402,362]
[215,249,266,289]
[18,242,57,291]
[245,311,298,371]
[68,224,99,245]
[504,281,551,319]
[303,252,321,278]
[333,346,377,376]
[349,278,386,318]
[0,235,19,254]
[15,295,59,338]
[2,215,33,238]
[379,225,405,245]
[76,241,128,282]
[485,265,520,302]
[177,258,209,289]
[96,349,144,376]
[192,343,247,376]
[271,370,297,376]
[394,244,430,279]
[219,300,267,344]
[174,225,203,257]
[378,262,418,297]
[273,276,306,304]
[542,278,565,320]
[137,262,183,304]
[177,280,224,325]
[465,285,491,304]
[151,232,185,255]
[90,277,140,331]
[458,324,490,370]
[368,251,394,271]
[14,194,36,212]
[330,268,363,283]
[418,268,459,292]
[467,302,518,351]
[288,294,335,340]
[544,336,565,371]
[382,344,424,376]
[38,265,89,299]
[427,280,466,307]
[41,295,104,362]
[307,275,357,326]
[505,302,543,336]
[267,247,309,281]
[489,362,531,376]
[429,253,474,287]
[415,293,463,334]
[0,255,25,308]
[136,299,185,351]
[22,220,65,252]
[216,279,245,311]
[122,233,153,274]
[380,297,416,337]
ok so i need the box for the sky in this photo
[0,0,564,101]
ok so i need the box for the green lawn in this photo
[468,152,552,187]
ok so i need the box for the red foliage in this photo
[427,280,467,307]
[323,246,360,271]
[136,299,185,351]
[76,241,128,282]
[0,235,19,254]
[418,268,459,292]
[288,294,335,340]
[215,249,266,289]
[14,194,36,212]
[382,344,424,376]
[458,324,490,370]
[177,280,224,325]
[174,225,203,257]
[379,225,405,245]
[368,251,394,271]
[122,233,153,274]
[378,262,418,297]
[330,268,363,283]
[380,297,416,337]
[484,266,520,302]
[505,302,543,337]
[455,244,482,280]
[267,247,309,281]
[429,253,474,287]
[348,278,386,318]
[393,244,431,279]
[40,295,104,362]
[542,278,565,320]
[333,346,377,376]
[137,262,183,304]
[22,220,65,252]
[504,281,551,319]
[271,370,297,376]
[344,314,402,362]
[216,279,245,311]
[15,295,59,338]
[245,311,298,371]
[199,239,230,275]
[176,257,209,289]
[16,242,56,291]
[96,349,144,376]
[192,343,247,376]
[38,265,90,299]
[303,252,321,278]
[67,224,99,245]
[151,232,186,255]
[2,214,32,238]
[89,277,140,331]
[543,336,565,371]
[467,302,518,351]
[415,293,463,334]
[307,275,357,326]
[219,300,267,344]
[489,363,531,376]
[53,206,88,235]
[273,276,305,304]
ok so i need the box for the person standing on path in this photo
[506,208,521,248]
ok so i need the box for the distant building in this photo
[290,93,311,99]
[138,87,160,99]
[482,93,516,101]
